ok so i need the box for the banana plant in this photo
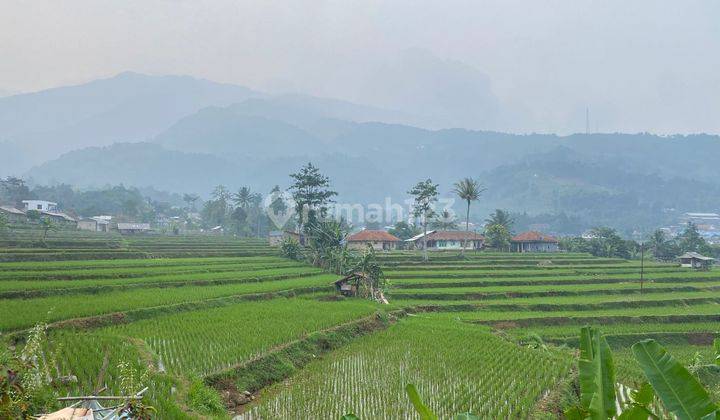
[632,339,719,420]
[617,383,658,420]
[566,326,617,420]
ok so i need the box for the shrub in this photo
[187,377,225,415]
[280,237,302,260]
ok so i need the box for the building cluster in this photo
[270,228,560,253]
[0,199,153,234]
[661,212,720,245]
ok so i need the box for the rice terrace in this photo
[3,3,720,418]
[1,219,719,418]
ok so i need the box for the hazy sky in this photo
[1,0,719,134]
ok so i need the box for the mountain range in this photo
[2,72,719,233]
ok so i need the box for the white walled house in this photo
[511,231,559,252]
[346,230,401,251]
[22,200,57,212]
[406,230,484,250]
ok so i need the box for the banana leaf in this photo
[578,326,617,419]
[632,339,718,420]
[405,384,438,420]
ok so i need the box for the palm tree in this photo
[182,193,200,211]
[453,178,485,256]
[233,187,252,209]
[485,209,514,231]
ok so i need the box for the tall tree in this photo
[182,193,199,211]
[648,229,680,261]
[39,217,57,244]
[679,222,713,256]
[0,177,31,208]
[485,209,514,232]
[211,185,231,202]
[288,163,337,233]
[453,178,485,256]
[408,179,439,261]
[268,185,287,215]
[389,221,420,241]
[430,210,458,230]
[485,223,511,251]
[587,227,630,259]
[233,187,252,209]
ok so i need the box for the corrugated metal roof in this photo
[678,252,714,261]
[0,205,25,215]
[117,223,151,230]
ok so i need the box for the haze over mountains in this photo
[2,72,720,233]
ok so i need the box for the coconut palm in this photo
[233,187,253,209]
[485,209,514,231]
[453,178,485,256]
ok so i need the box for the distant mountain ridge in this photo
[6,72,720,232]
[0,72,262,173]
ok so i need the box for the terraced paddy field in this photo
[0,227,273,261]
[2,233,718,418]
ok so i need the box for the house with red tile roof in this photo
[406,230,484,251]
[346,230,401,251]
[511,231,559,253]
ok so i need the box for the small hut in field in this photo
[678,252,714,270]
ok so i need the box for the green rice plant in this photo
[243,316,572,419]
[0,274,338,331]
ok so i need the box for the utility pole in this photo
[640,242,645,293]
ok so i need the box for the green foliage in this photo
[349,246,385,293]
[408,179,439,221]
[408,179,439,261]
[647,230,680,262]
[248,316,569,418]
[0,323,58,417]
[280,236,302,260]
[577,326,616,419]
[561,227,632,259]
[305,218,348,270]
[485,209,514,232]
[452,178,485,255]
[289,162,337,230]
[406,383,438,420]
[0,176,31,208]
[632,339,718,420]
[679,222,715,257]
[617,383,658,420]
[388,221,420,241]
[484,223,511,250]
[430,210,458,230]
[187,377,225,415]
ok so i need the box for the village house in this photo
[346,230,401,251]
[22,200,57,212]
[406,230,484,250]
[92,216,112,232]
[0,205,26,224]
[511,231,559,252]
[78,216,111,232]
[116,222,152,235]
[77,219,100,232]
[40,211,77,227]
[678,252,714,270]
